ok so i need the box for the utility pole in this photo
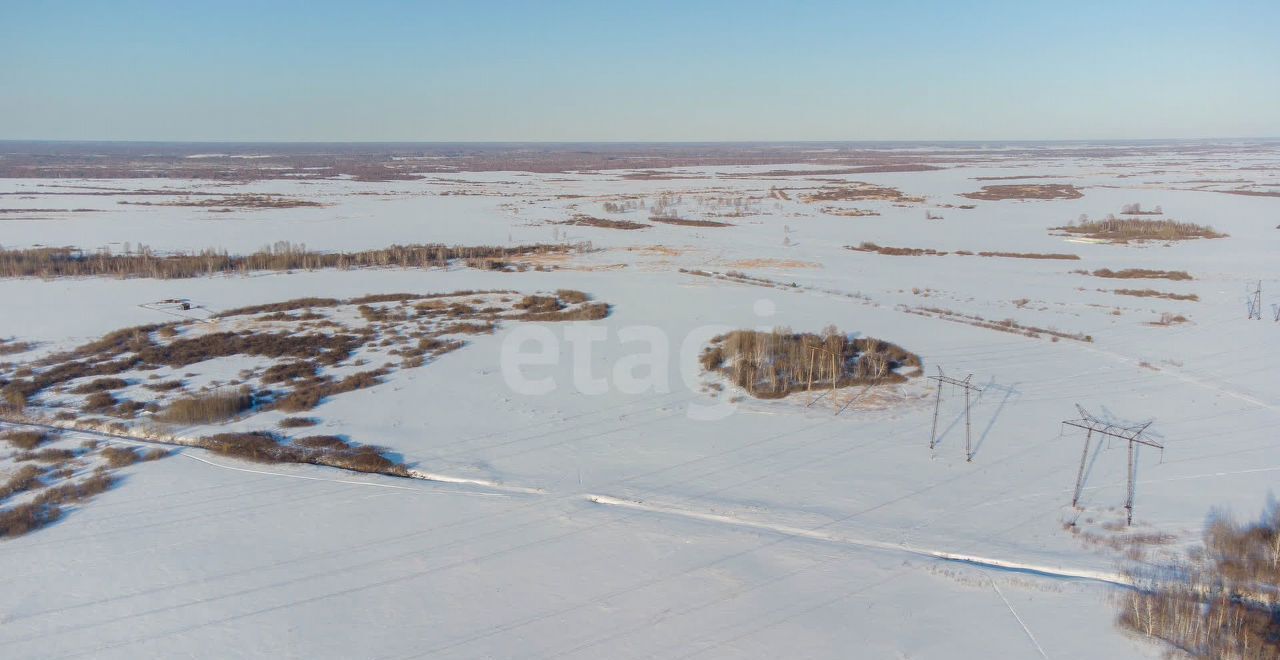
[1062,405,1163,525]
[927,367,983,461]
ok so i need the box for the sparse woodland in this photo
[1119,504,1280,658]
[701,328,922,398]
[1054,215,1224,242]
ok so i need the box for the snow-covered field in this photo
[1,142,1278,658]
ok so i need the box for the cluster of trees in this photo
[1120,202,1163,215]
[1120,505,1280,658]
[700,327,921,398]
[1060,215,1223,241]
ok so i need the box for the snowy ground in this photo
[1,142,1278,658]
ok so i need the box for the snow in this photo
[1,143,1278,658]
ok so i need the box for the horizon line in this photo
[2,136,1279,146]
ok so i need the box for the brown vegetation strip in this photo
[0,241,585,280]
[119,194,322,209]
[557,215,649,230]
[1110,288,1199,301]
[973,251,1079,260]
[196,431,408,477]
[902,306,1093,342]
[1086,268,1193,281]
[961,184,1083,200]
[849,242,947,257]
[649,216,731,228]
[800,183,923,203]
[849,243,1078,260]
[0,339,35,356]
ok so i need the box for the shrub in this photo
[1112,288,1199,301]
[35,472,115,505]
[555,289,591,304]
[261,361,317,384]
[156,391,253,424]
[101,446,142,468]
[71,377,128,394]
[274,369,386,412]
[293,435,349,450]
[0,464,45,501]
[0,502,63,539]
[3,430,49,450]
[1091,268,1193,281]
[278,416,319,428]
[82,391,118,412]
[16,448,75,463]
[518,302,611,322]
[194,432,407,477]
[516,295,563,313]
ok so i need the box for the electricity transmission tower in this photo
[1062,405,1163,526]
[1247,281,1262,320]
[928,367,982,461]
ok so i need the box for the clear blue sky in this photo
[2,0,1277,141]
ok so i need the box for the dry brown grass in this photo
[156,391,253,424]
[119,194,322,209]
[196,431,409,477]
[0,339,34,356]
[849,242,947,257]
[217,298,341,318]
[0,242,583,280]
[801,183,922,203]
[274,370,387,412]
[0,464,45,501]
[71,377,128,394]
[101,446,142,468]
[1053,216,1224,243]
[1089,268,1193,281]
[143,379,185,392]
[278,416,319,428]
[975,251,1079,260]
[261,361,317,384]
[558,215,649,230]
[649,216,731,228]
[15,448,75,463]
[702,328,921,399]
[3,430,50,450]
[903,306,1093,342]
[819,207,880,217]
[961,184,1083,200]
[1111,288,1199,301]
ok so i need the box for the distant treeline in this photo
[0,241,585,279]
